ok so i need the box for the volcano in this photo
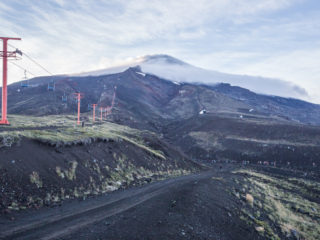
[76,54,309,101]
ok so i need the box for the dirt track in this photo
[0,167,262,240]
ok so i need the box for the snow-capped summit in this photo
[142,54,189,66]
[74,54,309,101]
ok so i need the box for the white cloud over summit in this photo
[76,54,309,100]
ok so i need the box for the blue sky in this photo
[0,0,320,102]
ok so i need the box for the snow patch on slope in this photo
[136,72,146,77]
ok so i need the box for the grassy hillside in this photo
[231,168,320,240]
[0,114,165,158]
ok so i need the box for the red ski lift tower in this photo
[73,92,84,125]
[92,104,97,122]
[0,37,21,125]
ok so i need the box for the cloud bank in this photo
[76,54,309,100]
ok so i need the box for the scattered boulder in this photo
[245,193,254,206]
[171,200,177,208]
[255,226,264,232]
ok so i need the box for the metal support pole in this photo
[1,39,8,124]
[73,92,83,125]
[92,104,97,122]
[77,94,80,125]
[0,37,21,125]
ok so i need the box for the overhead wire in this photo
[21,51,53,76]
[8,61,36,77]
[7,42,53,76]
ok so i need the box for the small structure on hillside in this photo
[199,109,207,115]
[48,80,55,91]
[62,92,68,102]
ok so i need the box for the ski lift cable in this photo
[8,61,36,77]
[22,51,53,76]
[7,43,53,76]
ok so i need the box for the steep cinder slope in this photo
[164,113,320,170]
[210,83,320,125]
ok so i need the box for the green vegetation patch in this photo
[233,169,320,240]
[189,131,224,151]
[0,115,165,159]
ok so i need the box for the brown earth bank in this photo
[0,135,201,214]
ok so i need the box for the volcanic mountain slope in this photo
[2,57,320,170]
[164,113,320,171]
[210,83,320,125]
[4,67,252,129]
[3,54,320,128]
[4,64,320,128]
[76,54,308,100]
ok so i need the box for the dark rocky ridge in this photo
[3,66,320,127]
[164,113,320,171]
[209,83,320,125]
